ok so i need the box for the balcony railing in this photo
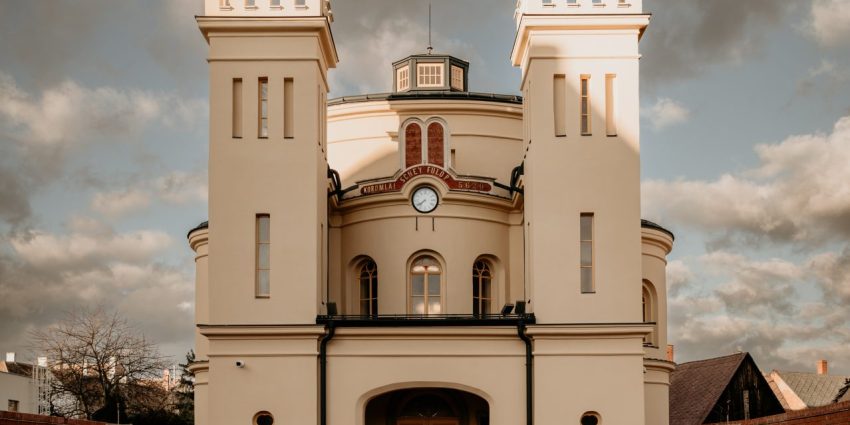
[316,313,536,327]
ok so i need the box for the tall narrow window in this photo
[295,0,306,5]
[256,214,270,297]
[233,78,243,138]
[359,260,378,315]
[473,261,492,316]
[643,281,658,346]
[580,213,594,293]
[245,0,255,7]
[397,66,410,91]
[258,77,268,138]
[553,74,566,137]
[411,256,441,315]
[405,123,423,168]
[270,0,280,6]
[605,74,616,136]
[580,75,591,135]
[284,78,294,139]
[427,122,445,167]
[743,390,751,420]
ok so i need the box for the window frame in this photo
[450,65,464,91]
[258,77,269,138]
[642,280,658,347]
[358,259,379,316]
[397,66,410,92]
[417,63,445,88]
[580,213,595,293]
[472,260,493,316]
[255,214,271,298]
[580,75,591,135]
[409,255,443,315]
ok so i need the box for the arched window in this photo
[643,280,658,346]
[405,123,423,168]
[411,256,442,315]
[359,260,378,316]
[427,122,445,167]
[472,261,492,316]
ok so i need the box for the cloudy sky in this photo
[1,0,849,374]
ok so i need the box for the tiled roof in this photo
[773,371,850,408]
[670,352,748,425]
[0,361,34,377]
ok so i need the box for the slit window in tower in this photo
[232,78,243,138]
[256,214,270,297]
[295,0,306,6]
[580,213,594,293]
[581,75,591,135]
[258,77,268,138]
[606,74,616,136]
[554,74,566,137]
[284,78,294,139]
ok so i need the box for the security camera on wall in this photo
[235,360,245,368]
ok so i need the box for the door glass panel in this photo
[412,297,425,314]
[428,298,441,314]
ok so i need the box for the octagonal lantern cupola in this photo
[393,54,470,93]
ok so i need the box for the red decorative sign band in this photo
[360,165,492,195]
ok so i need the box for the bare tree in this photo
[31,307,168,421]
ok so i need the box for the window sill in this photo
[543,3,555,7]
[255,296,270,299]
[581,133,592,136]
[593,3,607,7]
[219,6,234,11]
[618,3,632,7]
[270,5,283,10]
[258,136,269,139]
[295,5,309,9]
[233,136,243,139]
[284,136,294,140]
[567,3,580,7]
[581,291,597,295]
[244,5,259,10]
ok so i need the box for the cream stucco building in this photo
[188,1,675,424]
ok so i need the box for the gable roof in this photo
[772,371,850,408]
[670,352,748,425]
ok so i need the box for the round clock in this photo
[412,186,439,213]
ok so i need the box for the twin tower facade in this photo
[189,1,675,425]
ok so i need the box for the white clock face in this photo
[412,186,439,213]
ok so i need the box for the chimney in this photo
[666,345,675,362]
[817,359,828,375]
[5,352,15,363]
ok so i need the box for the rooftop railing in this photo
[204,0,333,19]
[316,313,536,327]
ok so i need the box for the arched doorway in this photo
[365,388,489,425]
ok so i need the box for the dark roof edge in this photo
[328,91,523,106]
[187,221,209,239]
[641,219,675,241]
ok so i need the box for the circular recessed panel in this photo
[412,186,439,213]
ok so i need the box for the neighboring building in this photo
[189,1,676,425]
[0,411,108,425]
[766,361,850,410]
[669,353,785,425]
[707,399,850,425]
[0,353,35,414]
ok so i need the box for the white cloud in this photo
[91,189,152,218]
[666,259,693,297]
[154,170,208,205]
[806,0,850,47]
[643,97,691,131]
[643,114,850,247]
[10,228,172,269]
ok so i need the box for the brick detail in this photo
[404,123,422,168]
[0,411,108,425]
[427,122,444,167]
[707,400,850,425]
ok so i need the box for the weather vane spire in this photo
[427,2,434,54]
